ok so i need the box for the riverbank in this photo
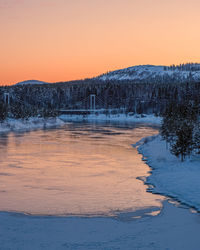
[137,135,200,212]
[0,114,161,134]
[0,117,65,133]
[60,113,161,124]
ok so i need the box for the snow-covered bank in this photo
[0,117,65,133]
[137,135,200,211]
[0,114,160,134]
[59,114,161,125]
[1,201,200,250]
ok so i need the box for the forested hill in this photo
[0,63,200,119]
[97,64,200,83]
[9,63,200,86]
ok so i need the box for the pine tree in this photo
[171,122,193,161]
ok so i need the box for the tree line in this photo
[164,63,200,72]
[0,78,199,162]
[0,79,199,121]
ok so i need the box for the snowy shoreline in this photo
[59,113,161,124]
[137,135,200,212]
[0,114,161,134]
[0,117,65,133]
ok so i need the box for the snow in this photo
[0,114,160,134]
[1,201,200,250]
[0,117,65,133]
[0,115,160,134]
[137,135,200,211]
[59,113,162,125]
[98,64,200,82]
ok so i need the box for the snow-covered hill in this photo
[97,64,200,83]
[14,64,200,85]
[16,80,50,85]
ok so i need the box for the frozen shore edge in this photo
[136,135,200,212]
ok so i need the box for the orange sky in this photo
[0,0,200,85]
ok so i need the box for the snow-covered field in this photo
[137,135,200,211]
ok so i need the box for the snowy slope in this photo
[98,65,200,83]
[16,80,50,85]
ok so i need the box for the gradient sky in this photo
[1,0,200,85]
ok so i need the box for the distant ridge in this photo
[14,63,200,86]
[15,80,50,85]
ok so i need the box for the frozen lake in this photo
[0,122,163,216]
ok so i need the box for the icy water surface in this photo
[0,122,164,216]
